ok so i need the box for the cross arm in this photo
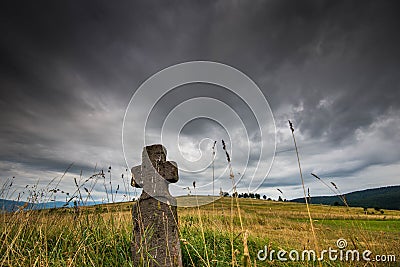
[131,165,143,188]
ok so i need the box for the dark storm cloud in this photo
[145,83,260,136]
[207,1,400,144]
[263,0,400,142]
[0,0,399,199]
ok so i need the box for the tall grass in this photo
[221,139,248,267]
[1,196,400,266]
[1,134,400,266]
[288,120,320,267]
[1,205,133,266]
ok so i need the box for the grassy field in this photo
[1,197,399,266]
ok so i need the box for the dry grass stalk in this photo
[288,120,321,267]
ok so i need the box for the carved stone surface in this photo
[131,144,182,267]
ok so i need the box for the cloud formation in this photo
[0,0,399,201]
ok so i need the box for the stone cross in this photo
[131,144,182,267]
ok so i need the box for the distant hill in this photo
[0,199,95,212]
[291,185,400,210]
[0,199,32,212]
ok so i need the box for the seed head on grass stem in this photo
[311,173,348,206]
[331,182,337,189]
[222,139,231,164]
[212,140,217,154]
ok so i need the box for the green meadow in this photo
[1,197,399,266]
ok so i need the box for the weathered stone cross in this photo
[131,144,182,267]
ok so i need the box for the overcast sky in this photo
[1,0,399,203]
